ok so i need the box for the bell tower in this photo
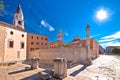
[13,4,24,29]
[58,29,63,42]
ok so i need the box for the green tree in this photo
[0,0,4,10]
[112,48,120,54]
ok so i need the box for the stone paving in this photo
[65,55,120,80]
[0,55,120,80]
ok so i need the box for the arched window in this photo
[10,31,13,35]
[8,40,14,48]
[18,21,22,25]
[22,34,24,37]
[21,42,24,49]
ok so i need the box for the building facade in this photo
[27,33,48,51]
[99,45,105,54]
[0,22,27,63]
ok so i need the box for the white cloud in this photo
[102,31,120,39]
[99,31,120,48]
[90,34,100,38]
[41,20,45,25]
[49,26,55,31]
[98,38,115,43]
[65,32,69,36]
[40,20,55,31]
[100,41,120,48]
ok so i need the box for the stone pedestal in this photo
[53,58,67,79]
[30,58,40,69]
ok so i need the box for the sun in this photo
[96,8,108,21]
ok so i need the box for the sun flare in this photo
[96,8,108,21]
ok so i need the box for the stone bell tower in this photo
[13,4,24,29]
[58,29,63,42]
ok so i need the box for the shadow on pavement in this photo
[70,65,88,77]
[21,69,51,80]
[21,72,40,80]
[8,69,30,75]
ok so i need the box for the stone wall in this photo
[28,47,90,64]
[0,26,5,62]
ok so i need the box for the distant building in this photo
[49,30,64,48]
[99,45,105,54]
[27,33,48,52]
[0,4,27,63]
[69,38,99,58]
[49,41,64,48]
[106,46,120,53]
[69,36,81,47]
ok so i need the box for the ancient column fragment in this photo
[83,24,92,65]
[53,58,67,79]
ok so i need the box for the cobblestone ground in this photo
[65,55,120,80]
[0,55,120,80]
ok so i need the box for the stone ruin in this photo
[53,58,67,79]
[39,58,67,80]
[30,57,40,69]
[25,57,40,70]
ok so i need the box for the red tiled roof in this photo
[0,21,26,32]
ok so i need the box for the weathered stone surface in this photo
[53,58,67,79]
[83,58,92,66]
[85,25,92,66]
[28,47,87,64]
[30,58,40,69]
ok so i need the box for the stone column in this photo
[53,58,67,79]
[84,24,92,66]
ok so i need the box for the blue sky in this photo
[0,0,120,48]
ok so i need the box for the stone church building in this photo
[0,4,27,63]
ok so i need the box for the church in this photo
[0,4,27,64]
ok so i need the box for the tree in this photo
[0,0,4,10]
[112,48,120,54]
